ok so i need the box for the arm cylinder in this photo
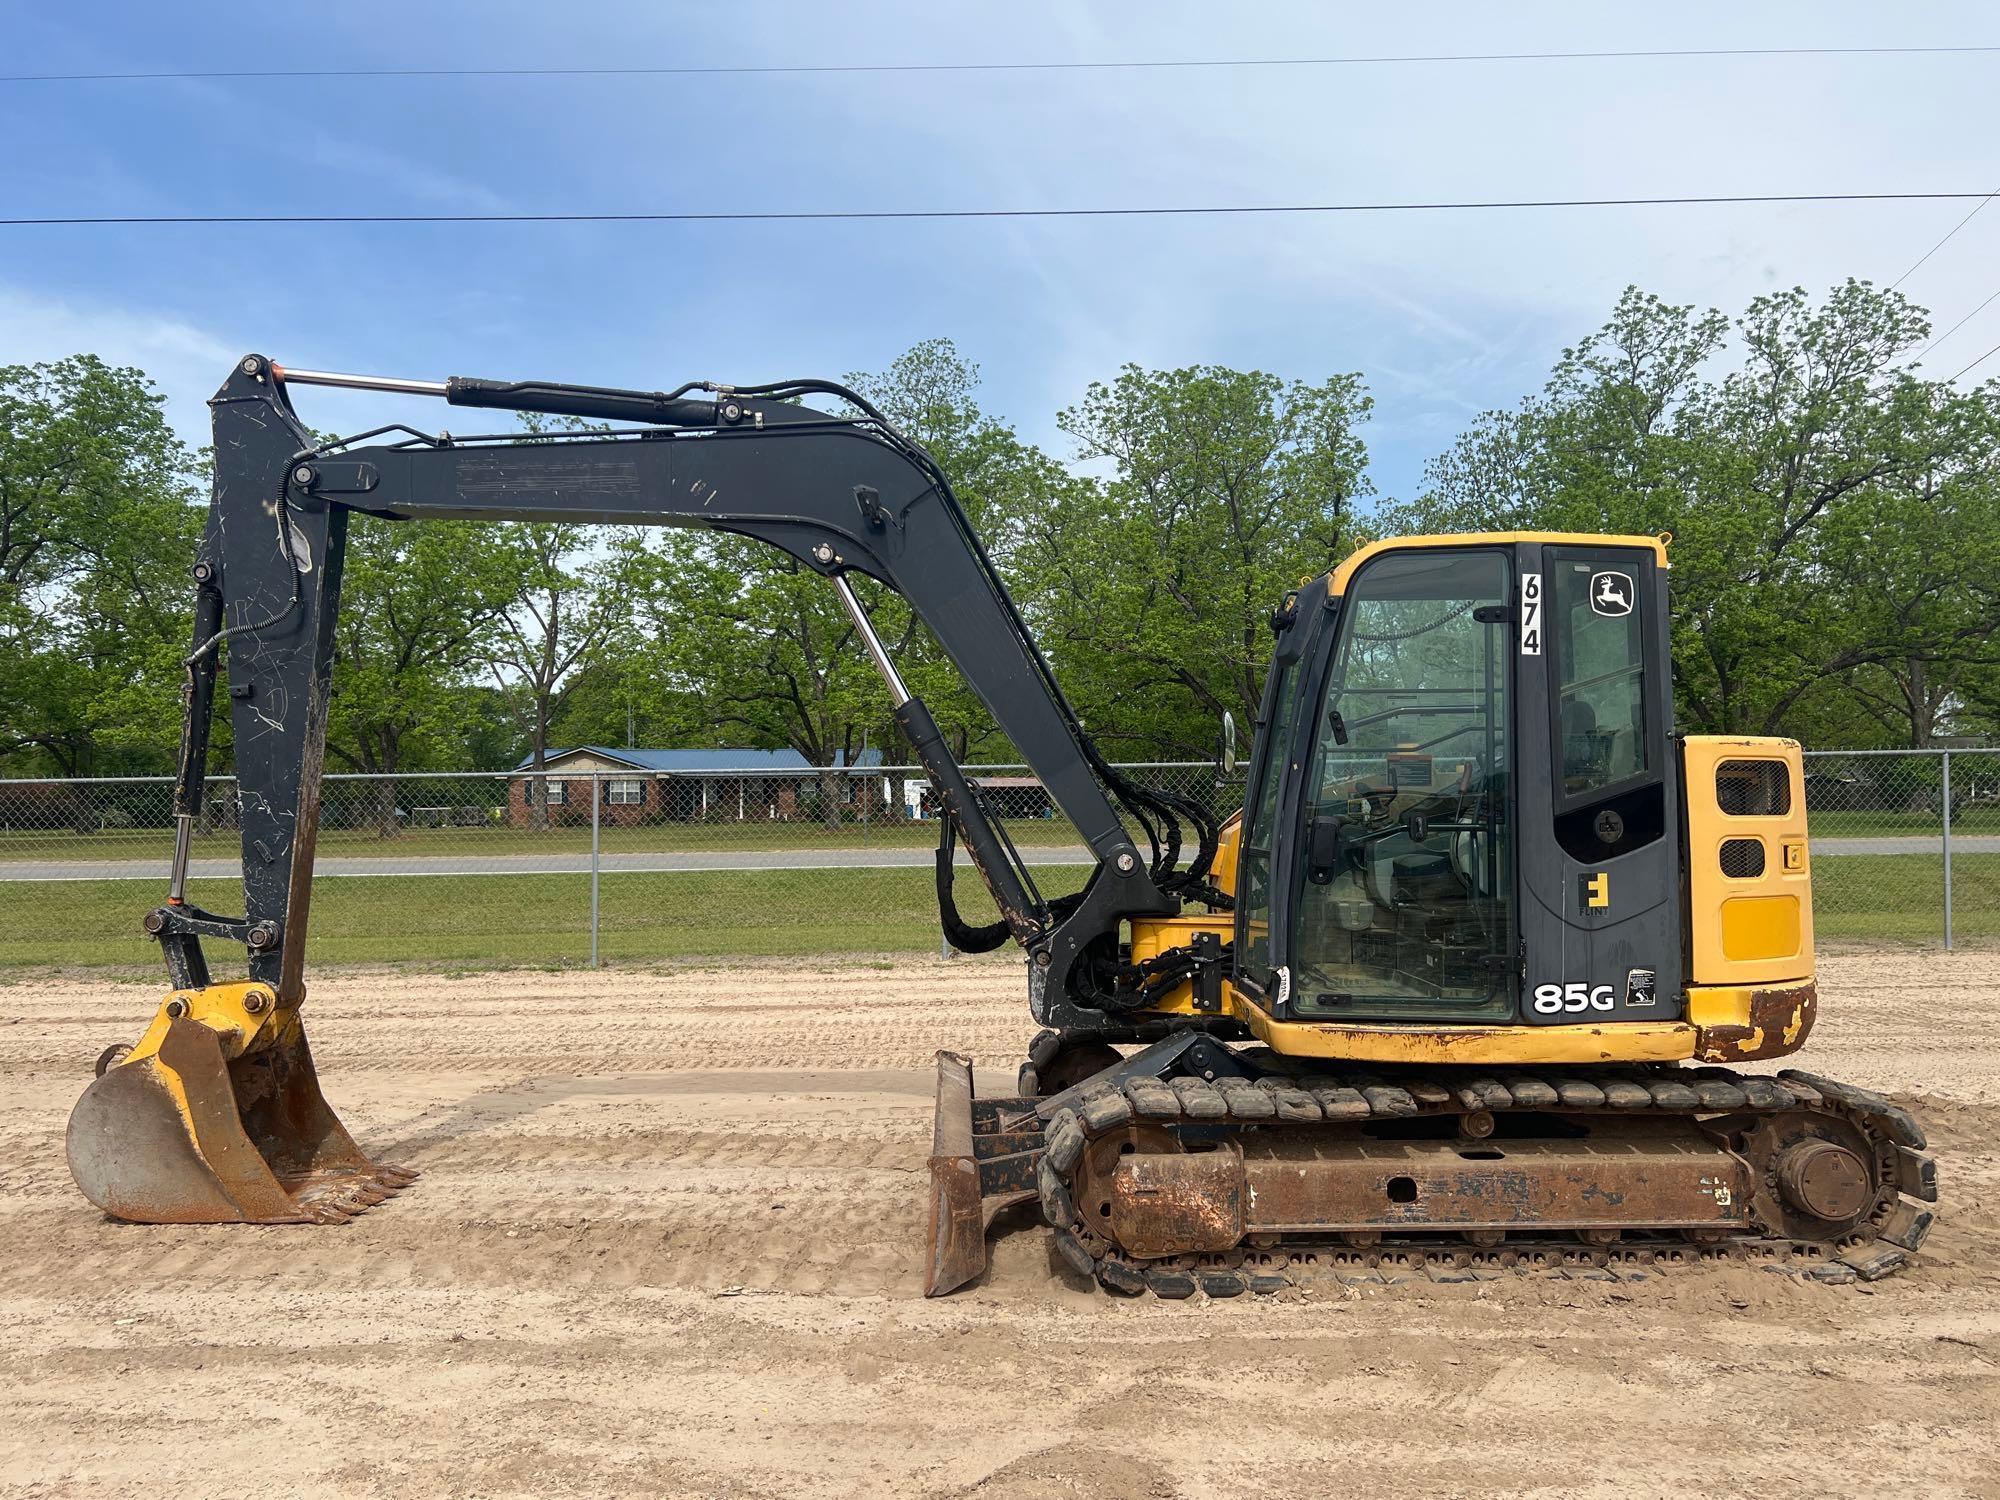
[166,577,226,903]
[834,571,1038,938]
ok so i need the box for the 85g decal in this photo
[1532,982,1615,1014]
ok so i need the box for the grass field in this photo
[0,864,1096,969]
[0,815,1089,864]
[4,807,1990,871]
[0,853,1988,971]
[1807,808,1990,837]
[1812,850,1998,942]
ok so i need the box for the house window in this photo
[532,779,566,806]
[606,779,645,805]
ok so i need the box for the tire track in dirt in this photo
[4,952,1999,1497]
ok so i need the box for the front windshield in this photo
[1292,549,1515,1021]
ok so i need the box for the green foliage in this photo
[14,310,1997,790]
[847,338,1080,761]
[1394,281,2000,744]
[630,526,879,759]
[487,416,645,812]
[326,517,519,793]
[0,356,202,775]
[613,340,1066,798]
[1024,363,1372,756]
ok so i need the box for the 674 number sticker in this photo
[1532,982,1614,1014]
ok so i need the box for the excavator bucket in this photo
[66,982,415,1225]
[923,1052,1043,1296]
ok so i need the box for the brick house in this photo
[508,746,888,827]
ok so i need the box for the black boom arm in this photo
[155,355,1208,1024]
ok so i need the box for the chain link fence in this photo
[0,763,1240,970]
[1797,748,1999,949]
[0,750,1989,970]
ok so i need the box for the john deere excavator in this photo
[67,355,1937,1294]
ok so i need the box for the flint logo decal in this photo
[1580,872,1609,911]
[1589,571,1632,617]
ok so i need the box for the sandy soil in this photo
[2,950,1997,1499]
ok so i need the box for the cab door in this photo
[1514,543,1683,1022]
[1281,545,1518,1024]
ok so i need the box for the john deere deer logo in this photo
[1589,572,1632,617]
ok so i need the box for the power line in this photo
[6,44,2000,85]
[1890,185,2000,288]
[3,189,1993,230]
[1914,288,2000,362]
[1950,338,2000,382]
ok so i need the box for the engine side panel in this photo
[1683,735,1815,987]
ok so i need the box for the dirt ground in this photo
[2,951,1996,1500]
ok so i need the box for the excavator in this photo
[66,355,1937,1295]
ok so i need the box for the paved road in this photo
[0,835,1991,882]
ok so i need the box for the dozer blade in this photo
[923,1051,1042,1297]
[67,987,415,1226]
[925,1052,987,1296]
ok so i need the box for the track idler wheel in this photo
[66,982,416,1226]
[1776,1139,1874,1222]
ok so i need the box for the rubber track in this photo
[1034,1064,1938,1299]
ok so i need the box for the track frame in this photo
[924,1041,1937,1298]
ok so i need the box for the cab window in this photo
[1236,655,1302,983]
[1550,551,1653,803]
[1289,548,1514,1023]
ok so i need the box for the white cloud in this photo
[302,134,514,213]
[0,283,241,444]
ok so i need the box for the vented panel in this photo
[1720,837,1766,878]
[1716,759,1791,816]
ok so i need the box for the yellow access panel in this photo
[1683,736,1815,986]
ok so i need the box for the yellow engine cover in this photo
[1682,736,1815,987]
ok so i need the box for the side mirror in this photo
[1220,710,1239,776]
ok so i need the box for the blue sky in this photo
[2,2,1997,505]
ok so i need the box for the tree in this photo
[623,339,1069,827]
[847,338,1077,763]
[327,518,517,833]
[0,356,202,776]
[488,521,635,828]
[477,414,644,827]
[628,529,875,828]
[1023,363,1373,756]
[1803,383,2000,745]
[1399,281,2000,744]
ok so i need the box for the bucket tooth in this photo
[66,985,412,1227]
